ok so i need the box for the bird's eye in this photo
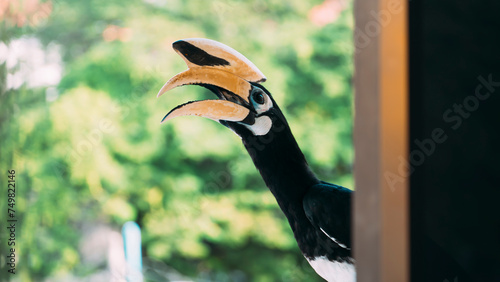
[252,91,265,105]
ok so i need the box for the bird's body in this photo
[157,38,354,281]
[239,104,354,282]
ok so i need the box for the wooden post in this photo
[354,0,408,281]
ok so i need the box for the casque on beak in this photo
[157,38,266,125]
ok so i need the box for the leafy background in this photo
[0,0,353,281]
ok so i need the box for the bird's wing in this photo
[303,182,352,250]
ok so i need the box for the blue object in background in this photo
[122,221,143,282]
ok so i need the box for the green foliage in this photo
[1,0,353,280]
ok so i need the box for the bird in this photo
[156,38,355,282]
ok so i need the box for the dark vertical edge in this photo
[408,0,423,281]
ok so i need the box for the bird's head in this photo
[157,38,288,140]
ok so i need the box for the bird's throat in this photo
[241,122,319,207]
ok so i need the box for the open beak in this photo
[157,38,266,124]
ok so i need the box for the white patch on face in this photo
[320,227,350,250]
[243,115,272,136]
[306,256,356,282]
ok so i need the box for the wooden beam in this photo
[354,0,408,281]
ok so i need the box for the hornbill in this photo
[157,38,354,282]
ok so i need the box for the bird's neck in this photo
[242,122,319,210]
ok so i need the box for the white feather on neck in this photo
[244,115,272,136]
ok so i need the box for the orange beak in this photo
[157,38,266,124]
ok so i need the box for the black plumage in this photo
[224,84,353,264]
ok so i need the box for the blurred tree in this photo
[0,0,353,281]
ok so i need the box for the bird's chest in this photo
[289,221,355,282]
[292,225,355,282]
[290,216,347,260]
